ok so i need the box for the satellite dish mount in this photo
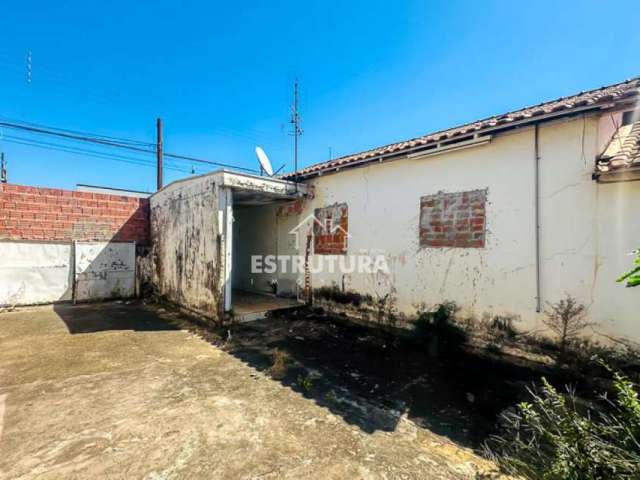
[255,146,274,176]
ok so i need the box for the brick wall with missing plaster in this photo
[314,203,349,255]
[0,184,149,244]
[276,198,306,217]
[419,189,487,248]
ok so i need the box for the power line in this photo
[163,152,257,173]
[1,134,193,173]
[0,118,260,173]
[0,116,155,147]
[0,121,156,153]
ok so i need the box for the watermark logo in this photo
[251,212,388,274]
[288,213,352,250]
[251,254,389,274]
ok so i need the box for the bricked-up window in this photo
[419,189,487,248]
[314,203,349,255]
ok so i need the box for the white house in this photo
[149,77,640,341]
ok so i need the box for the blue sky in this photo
[0,1,638,192]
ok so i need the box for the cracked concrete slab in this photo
[0,302,498,479]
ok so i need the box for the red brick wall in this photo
[0,184,149,244]
[314,203,349,255]
[419,189,486,248]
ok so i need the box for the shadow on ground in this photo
[53,301,180,334]
[205,309,563,450]
[50,301,560,452]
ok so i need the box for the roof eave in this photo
[294,102,615,180]
[593,165,640,183]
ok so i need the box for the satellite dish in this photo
[255,146,274,176]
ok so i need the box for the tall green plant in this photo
[617,248,640,287]
[485,367,640,479]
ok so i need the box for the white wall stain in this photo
[269,114,640,340]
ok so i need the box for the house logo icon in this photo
[289,213,352,250]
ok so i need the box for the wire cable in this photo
[1,135,193,173]
[0,119,260,173]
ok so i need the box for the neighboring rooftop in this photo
[596,119,640,176]
[76,183,152,198]
[288,77,640,179]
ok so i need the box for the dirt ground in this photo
[0,302,503,479]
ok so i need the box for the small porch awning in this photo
[218,170,310,205]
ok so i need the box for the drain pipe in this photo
[534,124,542,313]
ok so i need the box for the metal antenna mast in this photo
[0,153,6,183]
[289,79,302,180]
[26,50,32,84]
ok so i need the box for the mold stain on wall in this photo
[150,176,222,319]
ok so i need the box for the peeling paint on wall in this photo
[74,242,135,301]
[314,203,349,255]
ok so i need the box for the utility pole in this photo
[156,118,163,191]
[0,153,6,183]
[289,80,302,180]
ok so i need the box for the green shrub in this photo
[543,295,593,360]
[297,374,313,392]
[485,366,640,479]
[269,348,290,380]
[618,247,640,287]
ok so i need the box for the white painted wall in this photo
[0,241,137,306]
[287,114,640,341]
[74,241,135,301]
[0,242,73,306]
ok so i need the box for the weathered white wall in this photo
[150,175,222,317]
[75,241,135,301]
[0,242,73,306]
[0,241,137,306]
[288,114,640,341]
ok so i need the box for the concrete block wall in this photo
[0,184,149,244]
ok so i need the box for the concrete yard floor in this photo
[0,302,499,479]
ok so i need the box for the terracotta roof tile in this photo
[288,77,640,178]
[597,120,640,173]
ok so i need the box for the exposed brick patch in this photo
[277,198,305,217]
[314,203,349,255]
[0,183,150,244]
[419,189,486,248]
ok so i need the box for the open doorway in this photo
[230,191,303,321]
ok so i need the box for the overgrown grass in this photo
[485,363,640,479]
[269,348,290,380]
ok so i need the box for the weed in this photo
[490,314,519,340]
[485,364,640,479]
[543,295,593,360]
[297,374,313,392]
[325,390,338,403]
[270,348,290,380]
